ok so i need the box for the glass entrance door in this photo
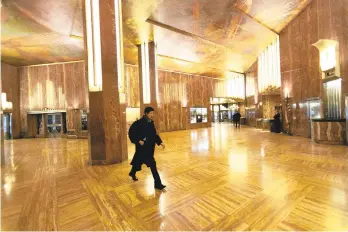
[47,113,63,137]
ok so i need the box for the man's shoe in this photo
[129,173,138,181]
[155,184,166,190]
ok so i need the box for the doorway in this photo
[2,113,12,140]
[47,113,66,138]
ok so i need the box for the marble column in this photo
[84,0,127,165]
[138,42,159,126]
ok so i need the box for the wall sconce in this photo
[141,43,151,104]
[182,99,188,108]
[1,93,13,111]
[312,39,340,79]
[246,74,255,97]
[85,0,103,92]
[284,87,290,99]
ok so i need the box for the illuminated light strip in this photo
[154,43,160,104]
[258,36,281,93]
[226,72,245,100]
[85,0,95,91]
[85,0,102,92]
[246,74,255,97]
[91,0,102,91]
[141,43,151,104]
[114,0,124,91]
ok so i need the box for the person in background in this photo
[273,109,282,133]
[233,111,242,128]
[128,107,166,190]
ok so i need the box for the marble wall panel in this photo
[157,71,214,132]
[312,121,346,145]
[18,61,237,134]
[125,64,139,108]
[18,61,88,134]
[280,0,348,137]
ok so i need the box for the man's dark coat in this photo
[129,116,162,171]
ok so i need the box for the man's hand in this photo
[160,143,166,149]
[139,140,144,146]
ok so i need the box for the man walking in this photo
[233,111,241,128]
[128,107,166,190]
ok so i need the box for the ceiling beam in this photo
[231,5,279,35]
[158,54,244,75]
[146,18,253,58]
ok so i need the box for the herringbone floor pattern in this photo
[2,124,348,230]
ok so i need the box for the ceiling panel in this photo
[235,0,311,32]
[1,0,311,76]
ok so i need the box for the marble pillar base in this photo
[311,119,346,145]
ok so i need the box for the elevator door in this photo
[307,100,320,138]
[2,113,12,140]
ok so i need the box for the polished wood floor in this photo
[2,123,348,231]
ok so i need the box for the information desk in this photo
[311,119,346,145]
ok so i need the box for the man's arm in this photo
[153,124,164,147]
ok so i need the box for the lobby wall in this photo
[17,61,228,135]
[279,0,348,137]
[157,70,217,132]
[18,61,88,136]
[1,62,21,138]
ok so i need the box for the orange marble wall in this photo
[262,95,281,119]
[19,61,88,134]
[157,70,217,132]
[17,61,235,134]
[125,64,140,108]
[279,0,348,137]
[1,62,21,138]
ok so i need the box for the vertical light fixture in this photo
[85,0,102,92]
[258,36,281,93]
[226,72,245,100]
[154,43,160,104]
[114,0,124,92]
[246,74,255,97]
[141,43,151,104]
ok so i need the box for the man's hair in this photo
[144,106,154,114]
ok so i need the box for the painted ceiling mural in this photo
[2,0,310,76]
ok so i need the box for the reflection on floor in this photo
[2,124,348,230]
